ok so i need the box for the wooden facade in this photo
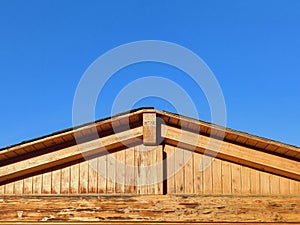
[0,108,299,224]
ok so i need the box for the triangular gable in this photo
[0,108,299,194]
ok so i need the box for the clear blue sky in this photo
[0,0,299,148]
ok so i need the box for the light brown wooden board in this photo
[0,195,299,223]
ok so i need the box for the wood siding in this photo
[0,144,299,195]
[164,145,300,195]
[0,145,163,195]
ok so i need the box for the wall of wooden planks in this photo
[0,145,163,195]
[164,145,300,195]
[0,144,299,195]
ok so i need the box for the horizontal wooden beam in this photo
[0,195,299,223]
[161,124,300,181]
[0,127,143,184]
[0,223,298,225]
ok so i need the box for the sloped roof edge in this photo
[1,107,299,160]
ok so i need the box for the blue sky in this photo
[0,0,299,148]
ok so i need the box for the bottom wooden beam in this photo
[0,223,299,225]
[0,195,299,223]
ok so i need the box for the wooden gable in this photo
[0,108,299,224]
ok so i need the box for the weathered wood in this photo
[0,127,143,185]
[0,195,299,223]
[143,112,157,145]
[161,124,300,181]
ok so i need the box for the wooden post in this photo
[143,112,157,145]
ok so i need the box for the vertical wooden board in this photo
[134,146,141,194]
[231,164,241,194]
[70,164,79,194]
[115,150,125,193]
[221,160,232,194]
[279,177,290,194]
[106,153,116,194]
[60,167,70,194]
[202,155,213,194]
[193,153,203,194]
[97,155,107,194]
[260,171,270,194]
[32,174,42,194]
[290,179,299,195]
[51,170,61,194]
[241,166,251,194]
[164,145,175,194]
[183,150,194,194]
[156,145,163,194]
[79,161,89,194]
[14,179,24,195]
[212,158,222,194]
[4,182,14,195]
[139,145,148,194]
[42,172,52,194]
[125,148,135,193]
[0,185,4,195]
[174,147,184,193]
[269,175,280,195]
[147,146,156,194]
[88,158,98,193]
[23,177,33,194]
[250,169,260,194]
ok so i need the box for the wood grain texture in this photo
[0,195,299,223]
[161,124,300,180]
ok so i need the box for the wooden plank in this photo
[156,145,163,194]
[88,158,98,194]
[193,152,203,194]
[125,148,135,193]
[51,169,61,194]
[241,166,251,194]
[42,172,52,194]
[147,146,156,194]
[79,161,89,194]
[260,171,270,194]
[115,150,125,193]
[0,185,4,195]
[4,182,14,195]
[202,155,213,194]
[106,153,116,194]
[221,160,232,194]
[97,155,107,194]
[143,112,157,145]
[174,147,185,193]
[139,145,148,194]
[231,164,241,194]
[280,177,290,195]
[14,179,24,195]
[70,164,79,194]
[1,195,299,223]
[32,174,42,194]
[60,167,70,194]
[290,179,299,195]
[212,158,222,194]
[250,169,260,194]
[184,150,194,194]
[0,126,143,184]
[161,124,300,181]
[270,174,280,195]
[164,145,175,194]
[23,177,32,194]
